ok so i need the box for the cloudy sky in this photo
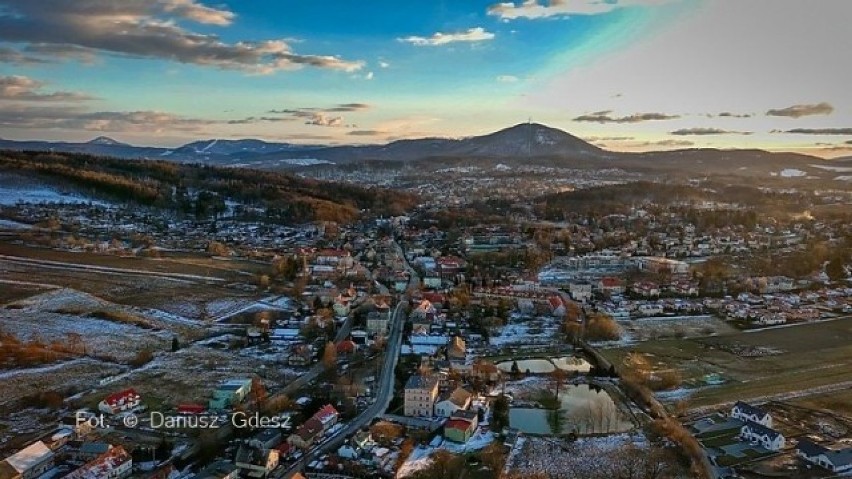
[0,0,850,157]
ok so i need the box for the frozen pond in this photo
[509,384,633,435]
[497,356,591,374]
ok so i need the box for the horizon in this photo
[0,1,850,158]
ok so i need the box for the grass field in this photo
[789,388,852,416]
[600,318,852,410]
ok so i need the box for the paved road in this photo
[277,298,408,478]
[277,241,416,478]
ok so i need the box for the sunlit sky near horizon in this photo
[0,0,850,158]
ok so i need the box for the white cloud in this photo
[497,75,519,83]
[0,0,364,74]
[365,71,374,80]
[399,27,495,46]
[379,61,390,68]
[488,0,671,20]
[0,75,95,102]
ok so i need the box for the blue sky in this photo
[0,0,850,157]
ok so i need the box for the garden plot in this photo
[489,316,561,347]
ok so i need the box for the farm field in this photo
[0,241,268,280]
[600,317,852,410]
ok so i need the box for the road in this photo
[277,240,416,478]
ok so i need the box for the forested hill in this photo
[0,150,417,224]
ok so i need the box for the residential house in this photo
[98,389,141,415]
[447,336,466,361]
[287,418,324,450]
[740,421,785,451]
[444,417,476,444]
[209,379,252,410]
[731,401,772,427]
[404,375,440,417]
[195,460,239,479]
[597,277,626,295]
[434,387,472,418]
[393,273,410,293]
[471,359,501,382]
[423,273,442,289]
[314,404,340,433]
[548,296,566,317]
[287,345,313,367]
[568,282,593,302]
[234,443,279,479]
[367,310,390,335]
[64,446,132,479]
[0,441,55,479]
[436,256,465,281]
[796,440,852,474]
[631,281,660,298]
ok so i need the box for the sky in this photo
[0,0,850,158]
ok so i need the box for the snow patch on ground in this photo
[0,185,107,206]
[778,168,806,177]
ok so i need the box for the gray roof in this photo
[796,439,825,457]
[824,448,852,467]
[404,374,438,390]
[742,420,782,440]
[733,401,769,419]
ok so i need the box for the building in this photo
[0,441,55,479]
[404,375,440,417]
[597,277,626,295]
[447,336,466,360]
[731,401,772,427]
[635,256,690,276]
[314,404,340,432]
[740,421,785,451]
[209,379,252,410]
[434,387,472,417]
[195,460,239,479]
[796,440,852,474]
[444,418,476,443]
[568,282,593,302]
[287,418,324,450]
[234,444,279,479]
[64,446,132,479]
[98,389,141,415]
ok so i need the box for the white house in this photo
[434,387,472,418]
[740,421,785,451]
[0,441,55,479]
[797,440,852,474]
[731,401,772,427]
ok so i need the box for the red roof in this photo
[548,296,564,310]
[177,404,206,414]
[600,277,623,287]
[104,388,139,405]
[315,404,339,423]
[445,419,473,432]
[336,340,357,354]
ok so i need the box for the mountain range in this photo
[1,123,849,178]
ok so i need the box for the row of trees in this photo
[0,151,417,223]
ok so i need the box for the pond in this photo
[496,356,591,374]
[508,384,633,435]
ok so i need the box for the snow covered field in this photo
[504,433,652,478]
[0,185,106,206]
